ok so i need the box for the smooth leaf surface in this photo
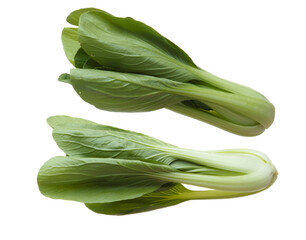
[66,8,104,26]
[48,115,176,164]
[37,156,175,203]
[78,11,199,82]
[85,184,188,215]
[61,28,79,65]
[62,69,187,112]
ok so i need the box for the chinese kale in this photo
[37,116,277,215]
[59,8,275,136]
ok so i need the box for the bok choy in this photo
[37,116,277,215]
[59,8,275,136]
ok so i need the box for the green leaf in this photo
[78,11,199,82]
[58,73,71,84]
[74,48,123,71]
[48,115,176,164]
[85,183,188,215]
[61,28,80,65]
[61,68,186,112]
[37,156,175,203]
[47,115,98,129]
[85,183,255,215]
[66,8,105,26]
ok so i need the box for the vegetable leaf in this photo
[85,184,255,215]
[66,8,105,26]
[61,28,79,65]
[78,10,199,82]
[85,184,190,215]
[37,156,175,203]
[60,69,187,112]
[48,115,176,165]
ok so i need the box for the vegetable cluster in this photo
[37,116,277,215]
[37,8,278,215]
[60,8,275,136]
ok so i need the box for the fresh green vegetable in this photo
[59,8,275,136]
[37,115,277,215]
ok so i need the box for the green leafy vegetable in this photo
[37,115,277,215]
[59,8,275,136]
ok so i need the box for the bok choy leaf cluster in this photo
[59,8,275,136]
[37,116,277,215]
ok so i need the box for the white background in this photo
[1,0,305,239]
